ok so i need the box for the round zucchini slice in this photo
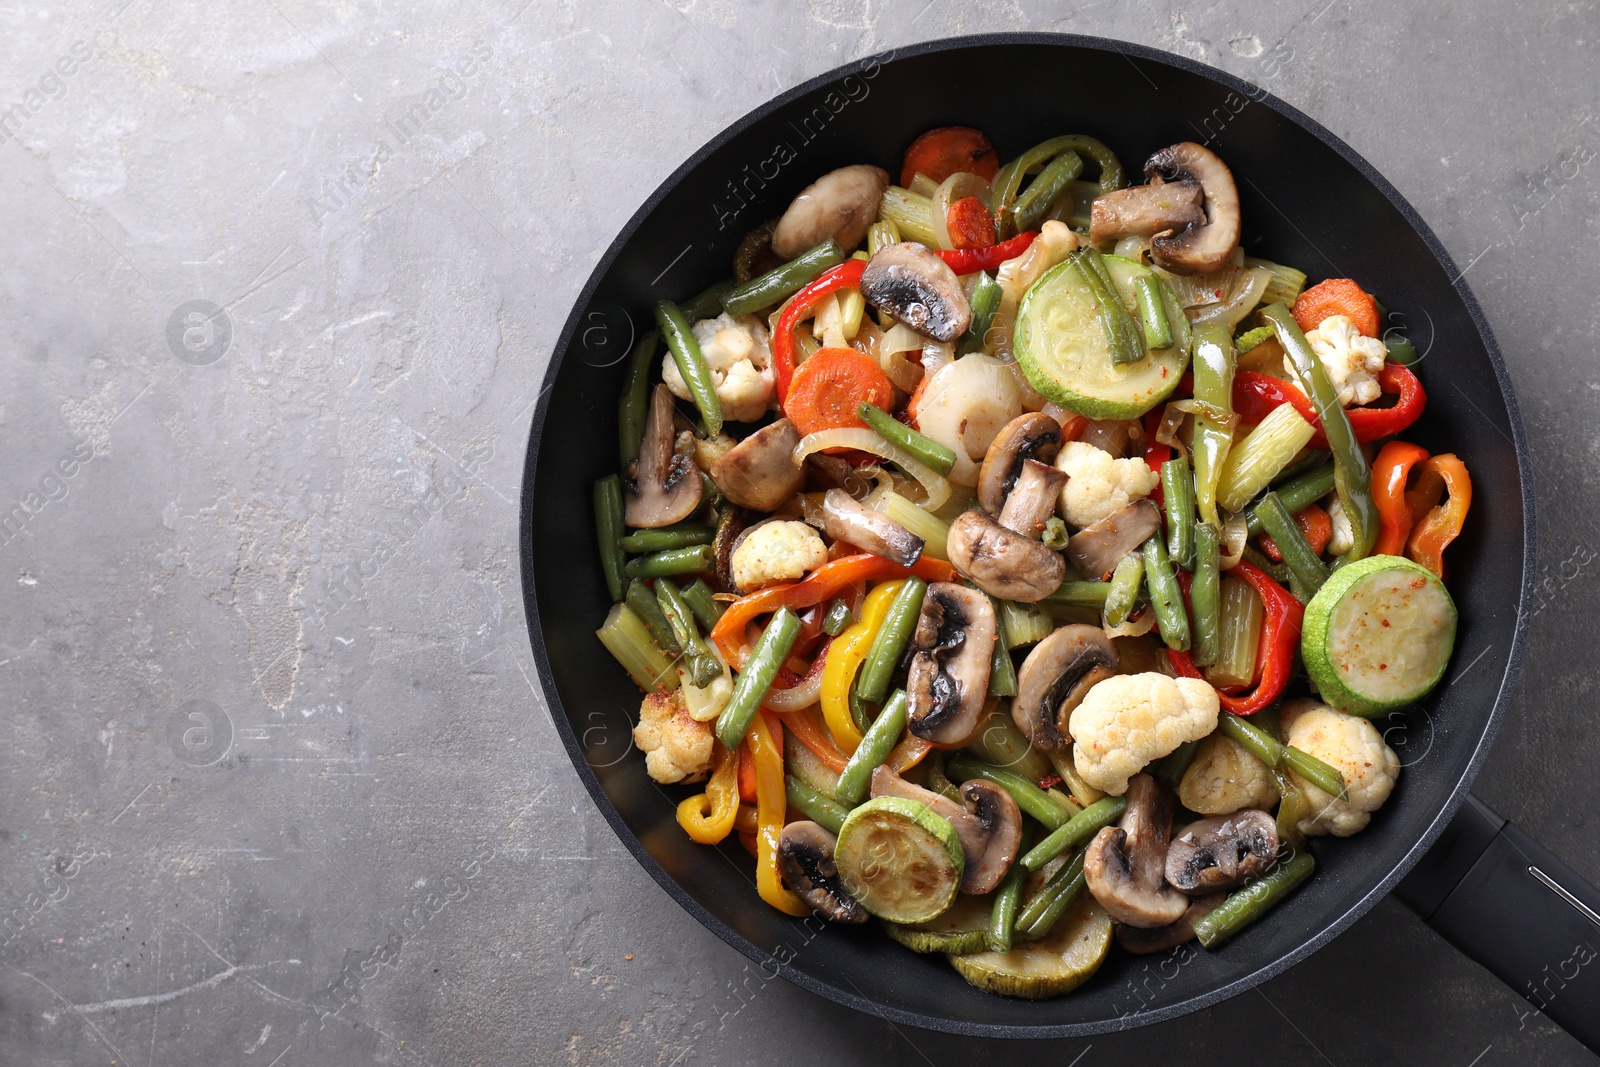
[1302,554,1458,717]
[835,797,964,924]
[948,895,1112,999]
[883,894,992,954]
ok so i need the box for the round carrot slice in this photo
[1292,278,1380,338]
[947,196,996,250]
[784,347,895,436]
[901,126,1000,187]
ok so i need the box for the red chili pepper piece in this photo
[937,230,1037,275]
[770,259,867,405]
[1168,561,1302,716]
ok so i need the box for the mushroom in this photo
[946,509,1067,603]
[1165,810,1279,894]
[708,418,805,511]
[712,505,751,590]
[869,766,1023,894]
[905,582,996,745]
[771,165,890,259]
[1115,892,1226,954]
[977,412,1064,515]
[860,242,972,343]
[1143,142,1242,276]
[1088,179,1205,244]
[1064,499,1162,580]
[1012,625,1120,752]
[624,384,704,528]
[1083,773,1189,928]
[996,459,1068,538]
[776,821,868,923]
[821,488,924,567]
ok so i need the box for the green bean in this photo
[680,280,736,321]
[1161,455,1196,570]
[1017,849,1089,937]
[1014,150,1084,231]
[653,300,723,437]
[836,690,908,804]
[1271,765,1309,851]
[1273,449,1330,487]
[654,579,720,687]
[594,476,628,602]
[1193,849,1316,949]
[1142,534,1191,652]
[1151,739,1199,789]
[1246,464,1335,536]
[785,775,850,835]
[988,620,1018,697]
[722,239,843,318]
[617,330,660,465]
[1254,491,1329,595]
[1262,303,1377,566]
[821,596,855,636]
[1041,517,1071,552]
[858,403,957,477]
[1239,543,1293,585]
[924,751,965,804]
[618,523,716,554]
[856,578,926,704]
[1021,796,1127,871]
[959,271,1004,355]
[848,677,876,735]
[1103,553,1144,628]
[1217,713,1348,801]
[1190,323,1237,528]
[987,860,1027,953]
[680,578,724,631]
[624,544,714,579]
[1135,274,1174,350]
[946,755,1076,831]
[1074,249,1144,366]
[1191,522,1222,667]
[624,579,680,657]
[715,608,801,749]
[1044,580,1113,607]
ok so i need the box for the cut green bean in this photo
[1103,553,1145,628]
[617,331,660,465]
[1255,491,1330,595]
[680,578,724,632]
[822,596,855,636]
[1076,249,1143,365]
[594,476,628,603]
[1142,534,1191,652]
[1013,149,1084,231]
[1273,449,1330,487]
[1044,580,1113,607]
[848,676,875,735]
[959,271,1004,355]
[856,578,926,704]
[858,403,957,477]
[680,280,737,321]
[624,579,680,661]
[1239,544,1293,584]
[1021,796,1127,871]
[1041,517,1071,551]
[1152,739,1199,789]
[654,578,720,687]
[624,544,714,579]
[1161,455,1196,570]
[988,859,1027,953]
[1218,713,1348,801]
[722,239,844,318]
[785,775,850,835]
[654,300,723,437]
[989,621,1018,697]
[618,523,716,554]
[836,690,908,804]
[1246,464,1335,537]
[1191,522,1222,667]
[1193,849,1316,949]
[1135,274,1174,350]
[715,608,801,749]
[1017,849,1089,938]
[946,755,1077,831]
[924,751,966,804]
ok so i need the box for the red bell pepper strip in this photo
[771,259,867,405]
[936,230,1037,275]
[1233,362,1426,451]
[1371,441,1432,556]
[1406,454,1471,579]
[1168,561,1302,716]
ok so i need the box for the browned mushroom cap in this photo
[821,488,924,567]
[771,165,890,258]
[946,509,1066,603]
[712,505,751,590]
[905,583,995,745]
[1083,774,1189,928]
[776,821,868,923]
[1012,625,1119,752]
[1065,499,1163,580]
[1144,142,1242,276]
[1088,179,1205,244]
[868,766,1023,894]
[1115,892,1226,954]
[708,418,805,511]
[997,459,1068,538]
[977,412,1063,515]
[860,242,972,342]
[624,384,704,528]
[1166,810,1279,894]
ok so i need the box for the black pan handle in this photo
[1396,794,1600,1052]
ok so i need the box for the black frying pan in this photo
[520,34,1600,1047]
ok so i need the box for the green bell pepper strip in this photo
[1190,323,1237,528]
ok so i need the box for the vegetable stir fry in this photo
[591,126,1470,998]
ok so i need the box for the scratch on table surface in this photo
[40,960,303,1022]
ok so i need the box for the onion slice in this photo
[792,428,952,511]
[762,664,823,712]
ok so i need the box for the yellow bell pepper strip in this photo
[1407,454,1472,579]
[820,581,906,754]
[749,711,810,916]
[676,742,740,845]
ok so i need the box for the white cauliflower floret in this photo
[1305,314,1388,407]
[661,312,775,423]
[633,690,715,784]
[729,520,827,592]
[1326,496,1353,556]
[1281,698,1400,837]
[1069,673,1220,796]
[1179,732,1280,816]
[1055,441,1160,528]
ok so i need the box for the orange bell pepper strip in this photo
[748,711,810,916]
[781,706,850,773]
[886,734,932,774]
[676,742,741,845]
[1406,454,1471,578]
[736,738,756,804]
[1372,441,1432,556]
[1259,502,1333,562]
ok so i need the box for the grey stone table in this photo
[1,1,1595,1064]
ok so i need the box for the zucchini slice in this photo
[948,895,1112,999]
[882,894,992,954]
[1302,554,1458,717]
[834,797,964,923]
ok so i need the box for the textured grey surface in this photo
[1,1,1597,1064]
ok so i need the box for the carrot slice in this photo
[784,347,895,437]
[905,373,932,429]
[901,126,1000,187]
[1259,502,1332,562]
[946,195,996,249]
[1292,278,1381,338]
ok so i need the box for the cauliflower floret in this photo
[1054,441,1160,528]
[661,313,776,423]
[1326,496,1353,556]
[1178,732,1279,816]
[1069,673,1220,796]
[1305,314,1388,407]
[633,690,715,784]
[1281,698,1400,837]
[729,520,827,592]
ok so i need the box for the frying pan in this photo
[520,34,1600,1046]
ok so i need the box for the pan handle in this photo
[1396,793,1600,1053]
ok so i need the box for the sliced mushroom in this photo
[712,505,751,590]
[1088,179,1205,244]
[997,459,1068,538]
[708,418,805,511]
[1144,142,1241,276]
[1165,810,1279,894]
[1064,499,1162,579]
[771,165,890,259]
[860,242,972,343]
[905,583,995,745]
[821,488,924,566]
[624,384,704,528]
[1115,892,1226,954]
[1012,625,1120,752]
[870,766,1023,894]
[977,412,1063,514]
[776,821,868,923]
[946,509,1066,603]
[1083,774,1188,928]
